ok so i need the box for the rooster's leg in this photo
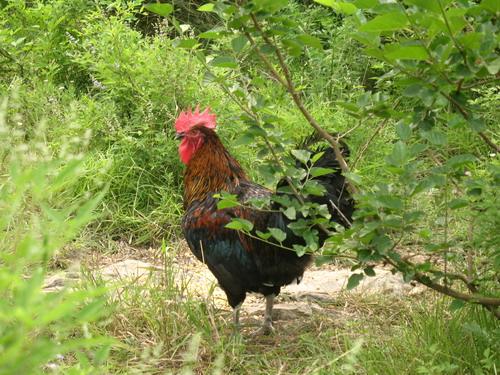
[233,303,242,329]
[260,294,275,334]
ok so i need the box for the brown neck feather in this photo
[183,129,247,208]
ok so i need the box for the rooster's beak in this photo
[175,132,184,140]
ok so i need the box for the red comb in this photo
[175,105,217,133]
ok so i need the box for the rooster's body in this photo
[175,107,354,333]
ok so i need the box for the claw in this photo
[255,322,274,336]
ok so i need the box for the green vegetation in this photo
[1,0,498,374]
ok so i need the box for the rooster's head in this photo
[175,105,217,165]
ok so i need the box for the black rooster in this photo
[175,106,354,333]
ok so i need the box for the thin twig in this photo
[329,199,352,227]
[466,218,475,284]
[339,118,364,139]
[385,57,500,153]
[437,0,468,67]
[352,118,389,169]
[477,132,500,153]
[199,60,333,236]
[462,77,500,90]
[247,14,358,195]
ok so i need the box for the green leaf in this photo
[384,44,429,61]
[217,199,240,209]
[197,3,215,12]
[345,172,362,185]
[260,44,276,54]
[445,154,476,169]
[486,57,500,75]
[210,55,238,69]
[364,266,376,277]
[291,149,311,164]
[422,130,447,145]
[247,124,267,138]
[468,118,486,132]
[352,31,380,47]
[235,133,254,146]
[480,0,500,13]
[386,141,408,167]
[377,195,403,210]
[360,12,409,32]
[446,8,467,34]
[304,180,326,196]
[269,227,287,242]
[198,30,223,39]
[296,34,323,50]
[314,0,357,14]
[293,244,307,256]
[283,206,296,220]
[226,218,254,232]
[347,273,364,290]
[311,151,326,164]
[231,35,248,53]
[303,230,319,251]
[254,0,288,13]
[353,0,378,9]
[256,230,272,240]
[396,122,412,141]
[310,167,335,178]
[144,3,173,16]
[403,83,423,97]
[282,38,303,57]
[448,198,468,209]
[373,234,393,252]
[173,39,198,49]
[459,32,483,50]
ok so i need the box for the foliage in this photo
[0,0,231,244]
[0,98,112,374]
[147,0,500,316]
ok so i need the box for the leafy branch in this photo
[244,13,358,195]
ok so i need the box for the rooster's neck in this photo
[183,132,247,208]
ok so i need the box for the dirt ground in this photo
[44,240,426,327]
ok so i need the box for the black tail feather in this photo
[274,131,355,246]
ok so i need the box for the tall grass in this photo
[360,301,499,375]
[0,98,112,374]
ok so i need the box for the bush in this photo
[1,0,228,244]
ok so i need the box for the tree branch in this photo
[383,253,500,319]
[246,14,359,195]
[198,60,333,236]
[412,271,500,319]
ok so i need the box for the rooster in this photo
[175,106,354,334]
